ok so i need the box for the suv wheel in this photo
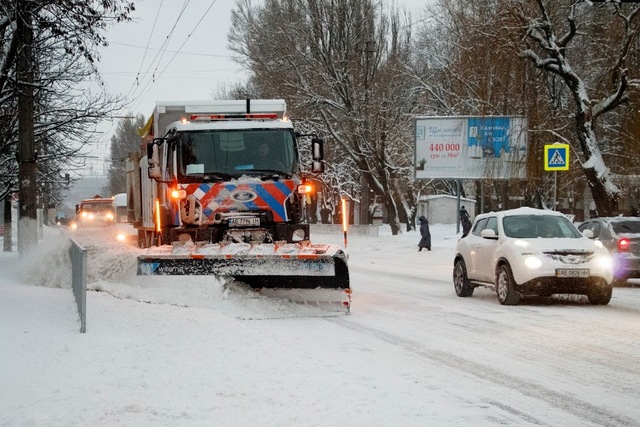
[587,280,612,305]
[453,259,474,297]
[496,263,521,305]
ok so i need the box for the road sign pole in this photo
[553,171,557,211]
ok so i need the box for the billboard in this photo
[414,116,528,180]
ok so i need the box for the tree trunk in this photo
[16,1,38,254]
[3,197,11,252]
[576,112,619,217]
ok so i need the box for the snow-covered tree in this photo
[104,114,145,196]
[229,0,419,234]
[409,0,640,216]
[515,0,640,216]
[0,0,133,249]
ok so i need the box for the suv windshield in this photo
[502,215,582,239]
[177,129,297,178]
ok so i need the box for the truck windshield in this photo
[81,201,112,212]
[177,129,297,177]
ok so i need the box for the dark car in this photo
[578,217,640,285]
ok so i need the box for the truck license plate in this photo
[556,268,589,278]
[229,217,260,227]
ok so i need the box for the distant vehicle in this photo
[577,217,640,285]
[453,207,614,305]
[69,195,115,229]
[112,193,129,223]
[55,216,69,226]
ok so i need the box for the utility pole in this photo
[16,0,38,253]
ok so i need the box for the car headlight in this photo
[524,256,542,269]
[106,212,114,221]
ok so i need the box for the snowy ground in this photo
[1,223,640,426]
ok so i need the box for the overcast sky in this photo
[84,0,429,176]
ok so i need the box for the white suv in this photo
[453,207,613,305]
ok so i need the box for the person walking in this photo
[460,205,472,238]
[418,216,431,251]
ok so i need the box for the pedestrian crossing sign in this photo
[544,144,570,171]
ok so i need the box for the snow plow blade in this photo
[137,241,351,313]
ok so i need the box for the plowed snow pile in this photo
[15,226,336,319]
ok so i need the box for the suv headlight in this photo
[524,256,542,269]
[595,255,613,271]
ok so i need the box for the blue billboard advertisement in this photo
[414,116,528,180]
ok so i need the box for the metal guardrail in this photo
[69,239,87,333]
[310,224,380,237]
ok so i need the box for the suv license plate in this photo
[228,217,260,227]
[556,268,589,278]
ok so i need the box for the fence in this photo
[69,239,87,333]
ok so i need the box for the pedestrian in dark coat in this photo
[418,216,431,251]
[460,206,472,238]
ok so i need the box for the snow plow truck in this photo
[126,99,351,312]
[69,195,116,230]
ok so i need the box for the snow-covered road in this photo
[2,224,639,426]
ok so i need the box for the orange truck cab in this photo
[70,195,115,229]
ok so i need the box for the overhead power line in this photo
[128,0,221,113]
[126,0,191,105]
[133,0,164,90]
[111,41,231,58]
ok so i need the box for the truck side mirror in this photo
[312,161,324,173]
[311,137,324,172]
[147,143,162,180]
[312,137,324,161]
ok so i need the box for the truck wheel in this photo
[587,280,612,305]
[496,263,520,305]
[453,259,474,297]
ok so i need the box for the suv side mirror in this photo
[582,229,594,239]
[480,229,497,239]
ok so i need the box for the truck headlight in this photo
[292,228,306,241]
